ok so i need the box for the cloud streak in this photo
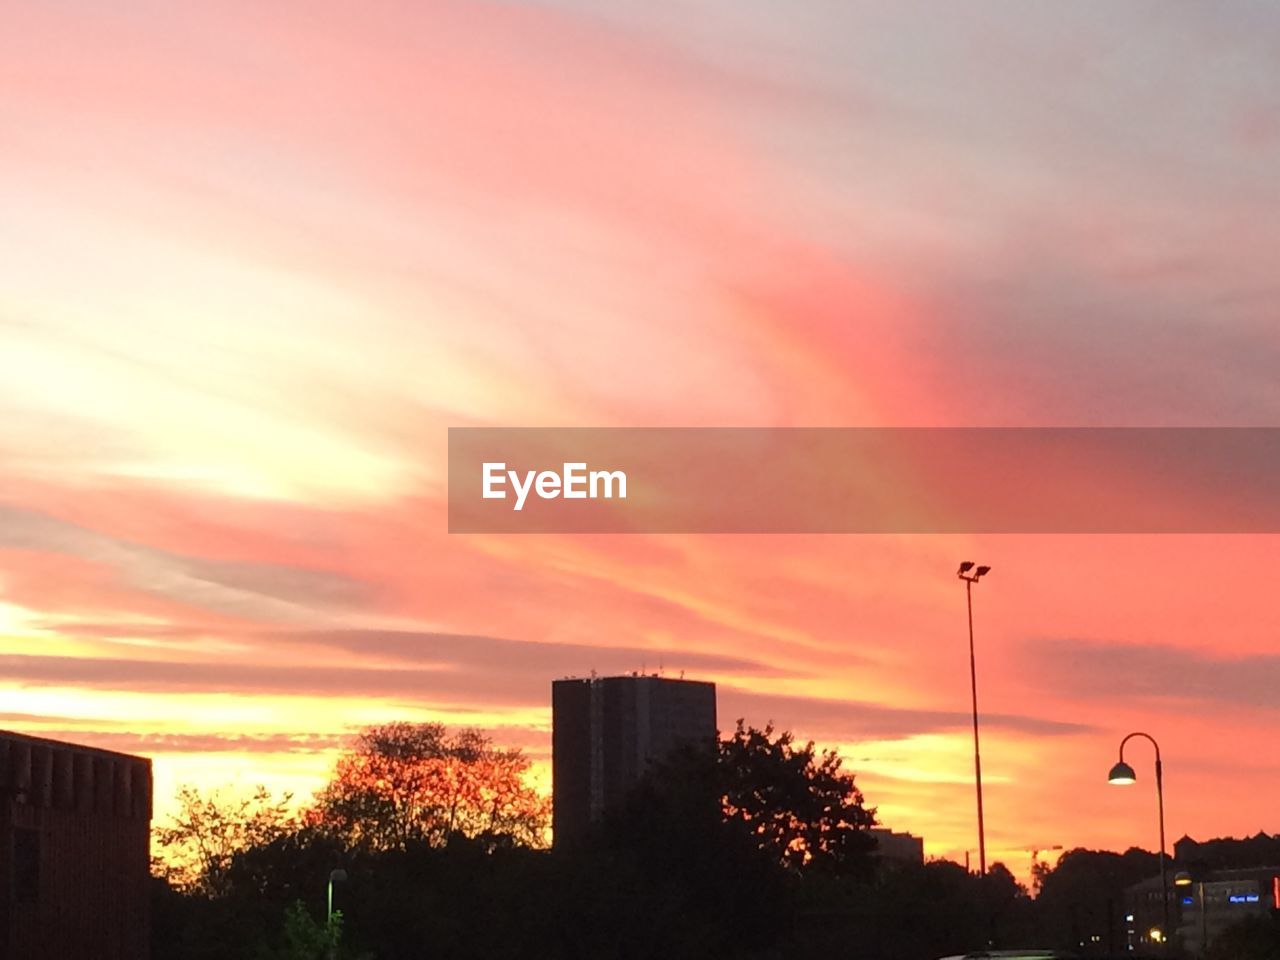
[721,688,1095,742]
[1023,638,1280,712]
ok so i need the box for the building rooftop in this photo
[0,728,150,764]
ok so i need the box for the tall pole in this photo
[1155,753,1169,945]
[1114,732,1169,947]
[965,576,987,876]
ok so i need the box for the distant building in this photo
[1,730,152,960]
[552,674,716,847]
[1123,853,1280,953]
[1121,874,1181,951]
[1166,833,1280,952]
[869,827,924,864]
[1173,868,1280,954]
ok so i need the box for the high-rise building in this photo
[1,730,153,960]
[552,674,716,848]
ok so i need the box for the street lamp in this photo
[326,868,349,960]
[957,561,991,875]
[1108,732,1169,947]
[327,868,348,921]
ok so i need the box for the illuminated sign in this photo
[1228,894,1260,904]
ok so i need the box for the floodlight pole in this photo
[959,564,989,876]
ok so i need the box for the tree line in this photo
[151,721,1280,959]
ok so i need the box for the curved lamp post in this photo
[1108,732,1169,946]
[957,561,991,875]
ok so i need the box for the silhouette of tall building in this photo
[0,730,152,960]
[552,674,716,848]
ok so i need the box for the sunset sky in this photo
[3,1,1279,883]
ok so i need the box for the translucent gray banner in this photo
[448,428,1280,533]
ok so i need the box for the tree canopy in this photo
[153,784,296,896]
[719,720,877,876]
[311,722,549,851]
[153,719,1149,960]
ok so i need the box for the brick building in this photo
[1,730,152,960]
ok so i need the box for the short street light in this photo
[326,868,349,960]
[327,868,348,921]
[1108,732,1169,947]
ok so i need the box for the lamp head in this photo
[958,561,974,575]
[329,869,348,884]
[1174,871,1192,887]
[975,565,991,577]
[1107,760,1137,785]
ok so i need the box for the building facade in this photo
[1173,868,1280,954]
[1123,862,1280,953]
[0,731,152,960]
[552,674,716,847]
[869,827,924,864]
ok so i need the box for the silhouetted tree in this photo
[154,785,296,896]
[978,862,1035,948]
[1033,847,1161,954]
[591,737,795,958]
[548,721,879,957]
[312,722,549,851]
[720,720,877,877]
[157,720,1069,960]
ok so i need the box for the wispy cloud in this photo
[1023,638,1280,711]
[721,688,1095,742]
